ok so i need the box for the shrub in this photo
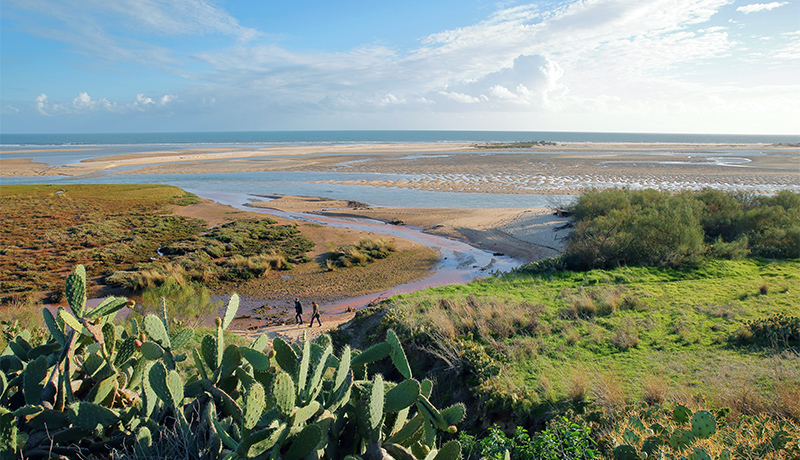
[563,188,800,270]
[327,237,396,268]
[461,420,598,460]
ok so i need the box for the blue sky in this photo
[1,0,798,134]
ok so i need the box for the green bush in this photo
[461,418,598,460]
[563,189,800,270]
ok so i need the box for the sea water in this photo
[2,130,797,209]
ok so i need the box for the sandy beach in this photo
[2,142,797,195]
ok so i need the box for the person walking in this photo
[309,301,322,328]
[294,298,303,325]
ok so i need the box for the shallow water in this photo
[198,191,521,314]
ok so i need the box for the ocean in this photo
[2,130,799,146]
[1,130,797,210]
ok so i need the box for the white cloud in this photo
[33,92,176,115]
[736,2,789,14]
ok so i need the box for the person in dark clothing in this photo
[294,298,303,325]
[309,301,322,327]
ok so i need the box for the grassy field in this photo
[360,258,799,430]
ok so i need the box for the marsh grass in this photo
[326,237,396,269]
[382,259,800,429]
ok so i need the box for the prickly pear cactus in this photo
[690,410,716,439]
[273,372,296,417]
[65,264,87,317]
[673,405,693,424]
[243,382,265,430]
[669,429,695,451]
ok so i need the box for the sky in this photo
[1,0,798,134]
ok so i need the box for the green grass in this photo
[377,258,800,426]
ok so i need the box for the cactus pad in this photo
[433,440,462,460]
[222,293,240,330]
[166,369,184,406]
[612,445,640,460]
[86,297,127,321]
[42,308,66,346]
[384,379,420,413]
[673,405,692,424]
[114,337,138,367]
[201,334,218,370]
[285,423,323,460]
[441,403,467,425]
[23,355,49,406]
[68,401,120,432]
[144,314,171,349]
[368,374,385,432]
[272,372,296,417]
[243,382,265,430]
[148,362,172,406]
[240,347,272,372]
[273,337,299,377]
[669,429,695,451]
[690,410,716,439]
[688,448,712,460]
[386,329,412,379]
[171,328,194,350]
[65,265,87,318]
[140,341,164,361]
[351,342,392,367]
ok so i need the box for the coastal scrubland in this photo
[334,188,800,459]
[0,185,435,311]
[1,186,799,459]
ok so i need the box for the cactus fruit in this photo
[673,405,692,424]
[384,379,420,413]
[243,382,265,430]
[144,314,171,349]
[690,410,716,439]
[215,317,222,328]
[273,372,296,417]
